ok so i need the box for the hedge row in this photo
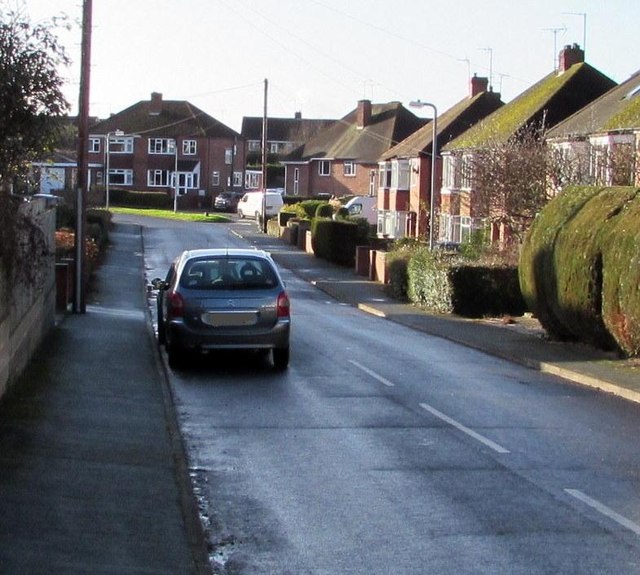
[520,185,640,356]
[386,246,526,317]
[109,189,173,209]
[311,218,360,266]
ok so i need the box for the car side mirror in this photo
[151,278,166,290]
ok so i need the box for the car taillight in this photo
[277,291,290,318]
[167,291,184,319]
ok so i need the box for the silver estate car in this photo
[153,248,291,370]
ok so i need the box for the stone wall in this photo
[0,199,56,400]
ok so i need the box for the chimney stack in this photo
[357,99,372,128]
[149,92,163,115]
[558,44,584,72]
[470,74,489,97]
[294,111,302,120]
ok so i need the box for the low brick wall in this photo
[0,200,56,400]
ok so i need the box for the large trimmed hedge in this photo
[519,185,640,356]
[311,218,359,266]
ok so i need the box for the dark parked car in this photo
[214,191,242,212]
[153,248,291,370]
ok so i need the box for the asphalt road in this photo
[121,214,640,574]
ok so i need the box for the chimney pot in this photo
[470,74,489,97]
[357,99,372,128]
[558,44,584,72]
[150,92,163,115]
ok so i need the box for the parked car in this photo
[153,248,291,370]
[344,195,377,225]
[237,190,283,220]
[214,191,242,212]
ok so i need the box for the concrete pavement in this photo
[0,223,209,574]
[235,222,640,405]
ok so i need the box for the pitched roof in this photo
[444,62,617,151]
[379,90,504,161]
[241,116,337,143]
[547,69,640,138]
[285,102,427,163]
[89,94,239,139]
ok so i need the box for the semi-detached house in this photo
[439,44,617,245]
[546,69,640,188]
[87,92,244,207]
[282,100,427,198]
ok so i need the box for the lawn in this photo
[110,207,231,223]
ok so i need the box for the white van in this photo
[237,191,284,220]
[344,195,377,225]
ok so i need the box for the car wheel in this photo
[167,342,186,370]
[272,346,289,371]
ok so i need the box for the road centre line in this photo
[565,489,640,536]
[419,403,511,454]
[348,360,395,387]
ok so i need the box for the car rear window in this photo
[180,257,278,290]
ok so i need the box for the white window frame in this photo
[225,148,233,165]
[109,137,134,154]
[318,160,331,176]
[343,160,356,177]
[148,138,175,155]
[233,171,243,187]
[147,169,171,187]
[212,171,220,186]
[89,138,101,153]
[108,169,133,186]
[248,141,261,152]
[182,140,197,155]
[245,171,261,189]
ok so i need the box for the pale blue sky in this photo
[10,0,640,131]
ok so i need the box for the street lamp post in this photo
[172,138,179,213]
[104,129,123,210]
[409,100,438,250]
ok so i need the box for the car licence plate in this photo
[201,311,258,327]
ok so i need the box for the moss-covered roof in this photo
[547,69,640,137]
[444,62,616,150]
[379,90,504,160]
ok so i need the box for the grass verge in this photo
[110,207,231,223]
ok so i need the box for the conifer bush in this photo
[520,185,640,356]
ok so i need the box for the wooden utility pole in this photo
[74,0,92,313]
[261,78,268,233]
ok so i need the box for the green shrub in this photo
[407,247,454,313]
[298,200,329,219]
[110,189,172,209]
[520,185,640,356]
[311,218,359,266]
[315,203,334,218]
[385,250,412,300]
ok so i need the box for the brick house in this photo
[282,100,426,197]
[377,75,503,239]
[87,92,244,207]
[546,69,640,187]
[439,44,617,245]
[240,113,336,190]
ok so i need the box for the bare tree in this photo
[468,124,570,243]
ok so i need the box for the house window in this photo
[460,154,473,189]
[270,142,279,154]
[248,141,261,152]
[108,169,133,186]
[109,137,134,154]
[294,167,300,196]
[89,138,101,153]
[183,140,197,155]
[318,160,331,176]
[149,138,175,154]
[225,148,233,165]
[245,171,261,189]
[147,170,171,187]
[344,161,356,177]
[369,170,376,195]
[233,172,243,187]
[212,171,220,186]
[378,162,391,188]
